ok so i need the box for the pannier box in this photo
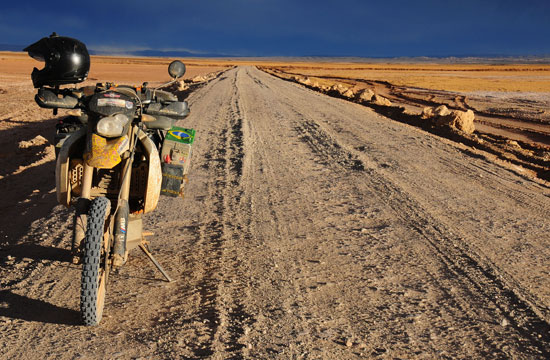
[160,127,195,197]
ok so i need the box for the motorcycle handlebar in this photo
[35,85,189,121]
[35,88,79,109]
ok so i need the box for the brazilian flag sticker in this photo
[169,130,190,140]
[166,127,196,144]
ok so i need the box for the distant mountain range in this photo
[289,55,550,64]
[88,49,230,58]
[2,43,549,63]
[0,44,229,58]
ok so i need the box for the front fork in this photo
[112,200,129,266]
[112,129,136,267]
[72,126,137,267]
[71,161,93,264]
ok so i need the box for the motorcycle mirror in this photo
[168,60,186,79]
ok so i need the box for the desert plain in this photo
[1,53,550,359]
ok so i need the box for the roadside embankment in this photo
[260,67,550,183]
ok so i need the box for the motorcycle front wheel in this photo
[80,196,111,326]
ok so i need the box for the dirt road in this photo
[2,66,550,359]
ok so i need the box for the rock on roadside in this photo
[436,109,476,134]
[359,89,374,102]
[423,105,476,134]
[371,94,392,106]
[342,89,356,98]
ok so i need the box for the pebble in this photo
[345,338,353,347]
[501,318,509,327]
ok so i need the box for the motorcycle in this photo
[27,36,191,325]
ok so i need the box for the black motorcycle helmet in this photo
[24,32,90,88]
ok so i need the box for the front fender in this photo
[56,127,87,207]
[137,129,162,214]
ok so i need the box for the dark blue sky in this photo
[2,0,549,57]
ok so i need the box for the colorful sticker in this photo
[84,133,124,169]
[116,135,129,155]
[168,130,191,140]
[97,98,127,107]
[120,217,126,234]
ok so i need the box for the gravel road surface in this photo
[2,66,550,359]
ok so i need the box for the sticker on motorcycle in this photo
[116,135,129,155]
[84,133,126,168]
[97,98,127,107]
[120,217,126,234]
[168,130,191,140]
[165,126,195,144]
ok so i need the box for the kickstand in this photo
[139,235,174,282]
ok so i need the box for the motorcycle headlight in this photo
[96,114,130,137]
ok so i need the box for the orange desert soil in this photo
[1,55,550,359]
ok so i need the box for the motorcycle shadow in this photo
[3,243,72,263]
[0,117,57,179]
[0,117,60,246]
[0,289,80,325]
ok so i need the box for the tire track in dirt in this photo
[294,119,365,172]
[213,70,259,357]
[286,105,512,355]
[193,71,256,358]
[314,128,550,356]
[367,171,550,356]
[249,67,550,357]
[137,69,256,358]
[294,97,550,357]
[191,76,250,357]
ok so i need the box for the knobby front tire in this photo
[80,196,111,326]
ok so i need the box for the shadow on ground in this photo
[0,117,59,245]
[0,290,80,325]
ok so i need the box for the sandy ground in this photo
[267,63,550,93]
[262,63,550,150]
[262,66,550,183]
[1,57,550,359]
[0,52,231,85]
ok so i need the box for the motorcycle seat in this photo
[143,115,174,130]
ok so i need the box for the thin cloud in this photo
[87,44,236,57]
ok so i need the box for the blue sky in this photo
[2,0,549,57]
